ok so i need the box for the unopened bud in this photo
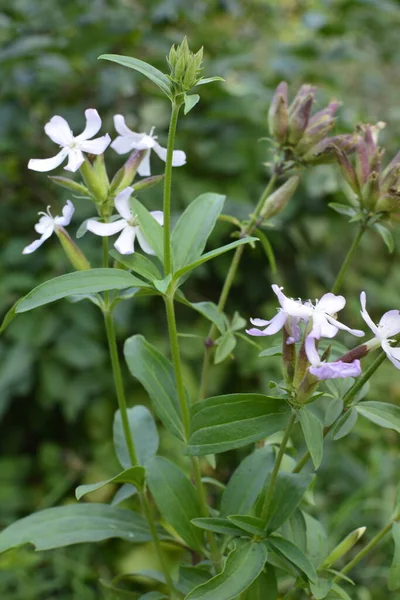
[134,174,164,192]
[338,344,369,363]
[268,82,288,144]
[110,149,147,195]
[335,148,359,192]
[168,38,203,93]
[376,190,400,212]
[355,139,371,188]
[287,93,314,146]
[361,171,380,210]
[322,527,366,568]
[381,152,400,193]
[260,176,299,220]
[80,158,108,204]
[55,227,91,271]
[282,328,295,384]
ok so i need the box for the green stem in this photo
[260,411,297,522]
[199,172,279,400]
[331,225,366,294]
[163,100,182,276]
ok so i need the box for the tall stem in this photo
[331,225,365,294]
[199,172,279,400]
[163,100,182,276]
[260,411,297,522]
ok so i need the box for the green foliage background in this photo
[1,0,400,598]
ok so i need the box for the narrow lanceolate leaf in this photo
[357,401,400,433]
[267,536,317,583]
[0,504,168,553]
[124,335,184,441]
[190,301,227,334]
[241,569,278,600]
[174,238,257,281]
[132,199,164,262]
[186,541,268,600]
[214,331,236,364]
[298,408,323,469]
[187,394,291,455]
[15,269,146,313]
[98,54,172,98]
[388,522,400,591]
[171,193,225,271]
[265,473,314,533]
[228,515,266,537]
[113,406,159,469]
[146,457,203,552]
[178,565,211,596]
[330,407,358,441]
[110,250,162,282]
[191,517,244,537]
[75,466,145,500]
[220,446,275,517]
[374,222,394,253]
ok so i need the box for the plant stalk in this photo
[331,225,366,294]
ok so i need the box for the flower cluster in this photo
[247,285,400,383]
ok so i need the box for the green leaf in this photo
[220,446,274,516]
[171,193,225,271]
[374,222,394,253]
[389,522,400,590]
[114,405,159,469]
[241,569,278,600]
[298,408,323,469]
[228,515,266,537]
[110,250,161,282]
[132,199,164,261]
[267,536,317,583]
[146,457,203,551]
[191,517,244,537]
[254,228,277,273]
[184,94,200,114]
[357,401,400,433]
[190,301,227,334]
[328,203,357,217]
[0,302,18,334]
[174,238,257,280]
[214,331,236,364]
[303,512,328,567]
[99,54,172,98]
[195,76,225,86]
[309,577,333,599]
[100,579,140,599]
[178,565,211,595]
[265,473,314,532]
[258,345,282,357]
[15,269,146,314]
[111,484,137,506]
[75,466,145,500]
[133,174,164,193]
[187,394,291,455]
[186,541,268,600]
[124,335,184,441]
[330,408,358,440]
[0,504,168,553]
[48,176,92,197]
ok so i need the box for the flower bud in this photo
[55,227,91,271]
[168,38,203,93]
[268,82,288,145]
[287,93,314,146]
[322,527,366,568]
[335,147,359,192]
[376,190,400,212]
[260,176,299,220]
[80,158,108,204]
[361,171,380,210]
[110,149,147,195]
[355,139,371,188]
[282,328,295,384]
[381,151,400,193]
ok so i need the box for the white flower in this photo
[306,293,364,340]
[86,187,163,255]
[28,109,111,173]
[305,336,362,380]
[23,200,75,254]
[111,115,186,176]
[360,291,400,368]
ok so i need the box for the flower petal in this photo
[115,187,134,220]
[79,134,111,155]
[75,109,102,141]
[316,292,346,314]
[86,218,126,236]
[35,215,53,234]
[382,340,400,369]
[360,291,380,337]
[149,210,164,226]
[305,335,321,366]
[111,136,136,155]
[326,314,364,337]
[246,311,287,337]
[114,225,136,254]
[153,143,187,167]
[55,200,75,227]
[379,310,400,337]
[44,116,73,146]
[136,227,156,255]
[250,318,270,327]
[310,313,338,339]
[309,359,362,380]
[271,284,310,319]
[64,149,85,172]
[137,151,151,177]
[113,115,144,142]
[28,148,69,172]
[22,227,54,254]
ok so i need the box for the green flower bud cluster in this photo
[167,37,204,94]
[268,82,356,165]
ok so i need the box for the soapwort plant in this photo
[1,39,400,599]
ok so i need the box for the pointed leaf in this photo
[357,401,400,433]
[374,222,394,253]
[331,407,358,440]
[99,54,172,98]
[267,536,317,583]
[110,250,161,282]
[190,301,227,334]
[187,394,291,455]
[241,569,278,600]
[75,466,145,500]
[178,566,211,596]
[124,335,184,441]
[185,541,268,600]
[111,483,137,506]
[132,199,164,261]
[214,331,236,364]
[113,405,159,468]
[48,176,91,197]
[228,515,266,537]
[191,517,244,537]
[195,76,225,86]
[184,94,200,115]
[298,407,323,469]
[265,473,314,532]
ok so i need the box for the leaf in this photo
[191,517,244,537]
[15,269,147,313]
[265,473,314,532]
[0,504,168,553]
[100,579,140,599]
[178,565,211,595]
[132,199,164,261]
[374,222,394,253]
[174,238,257,280]
[146,457,203,552]
[214,331,236,364]
[110,250,161,282]
[267,536,317,583]
[228,515,266,537]
[259,345,282,357]
[187,394,292,455]
[99,54,172,98]
[111,484,137,506]
[389,522,400,590]
[303,512,328,567]
[241,569,278,600]
[195,76,225,86]
[309,577,333,599]
[113,406,159,468]
[190,301,227,334]
[48,176,92,197]
[254,228,277,273]
[124,335,184,441]
[220,446,274,516]
[184,94,200,114]
[298,408,323,469]
[171,193,225,271]
[75,466,145,500]
[185,541,268,600]
[328,203,357,217]
[330,407,358,440]
[0,302,18,334]
[357,401,400,433]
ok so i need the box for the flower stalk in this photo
[331,224,366,294]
